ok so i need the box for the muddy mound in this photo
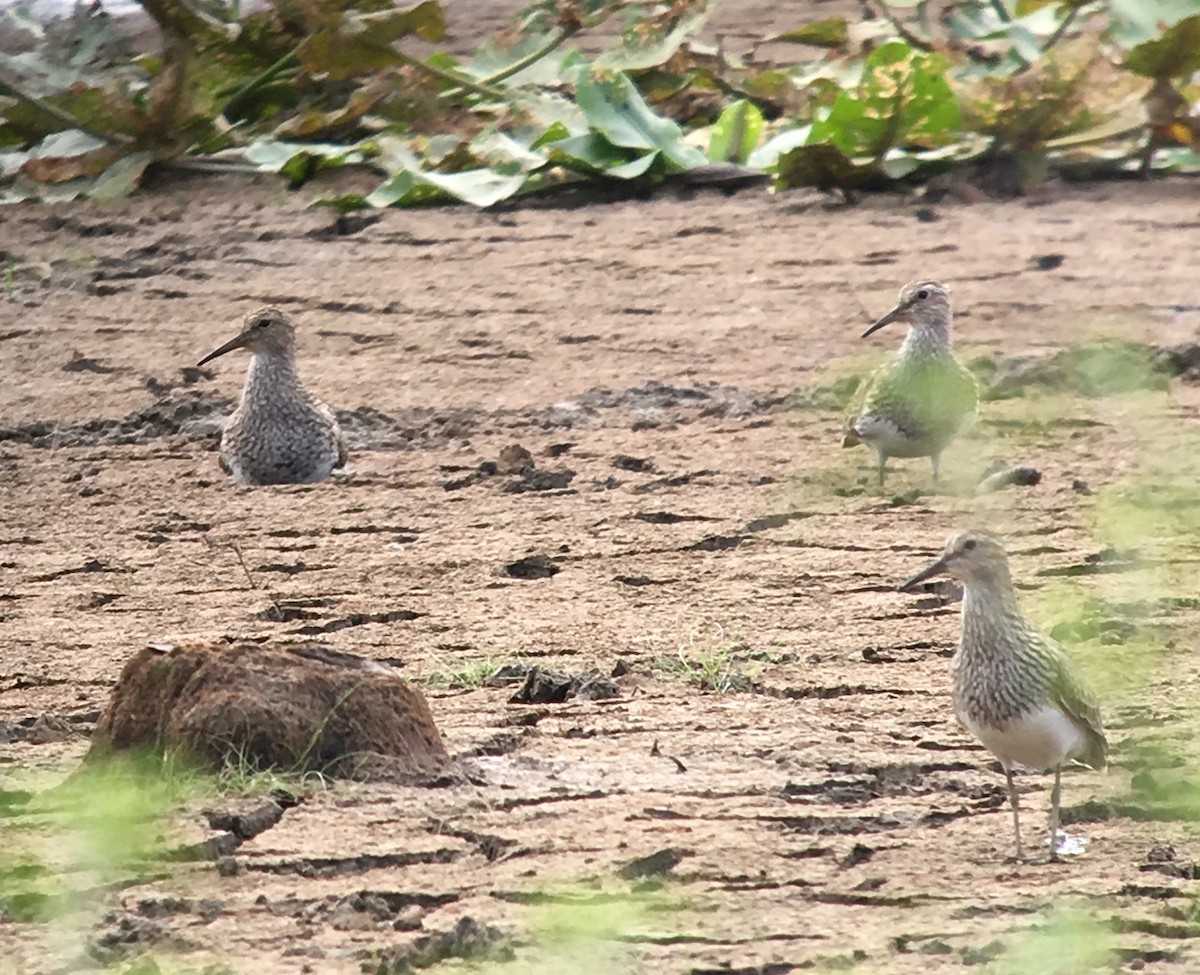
[89,643,451,782]
[0,389,233,448]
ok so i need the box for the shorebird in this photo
[198,306,347,485]
[901,531,1107,862]
[843,280,978,487]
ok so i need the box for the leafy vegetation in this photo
[2,0,1199,205]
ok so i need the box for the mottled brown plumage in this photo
[198,306,347,485]
[902,531,1106,862]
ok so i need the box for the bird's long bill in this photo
[197,331,249,367]
[899,554,950,591]
[861,304,905,339]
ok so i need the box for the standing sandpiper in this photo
[198,306,347,486]
[843,280,979,487]
[901,531,1107,862]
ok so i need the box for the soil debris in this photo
[508,666,621,704]
[88,642,451,782]
[365,915,512,974]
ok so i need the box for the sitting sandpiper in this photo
[901,531,1107,862]
[198,306,347,485]
[843,280,978,487]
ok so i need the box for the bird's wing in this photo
[842,361,891,445]
[1046,640,1108,769]
[946,362,981,433]
[317,400,349,469]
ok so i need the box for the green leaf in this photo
[594,6,710,71]
[470,130,547,173]
[770,18,849,48]
[1107,0,1200,47]
[707,100,764,164]
[367,164,527,207]
[808,41,959,158]
[312,193,372,212]
[1123,15,1200,77]
[417,167,527,205]
[746,126,812,170]
[87,151,153,200]
[545,132,639,172]
[35,129,106,158]
[574,69,706,171]
[297,1,446,80]
[603,151,660,179]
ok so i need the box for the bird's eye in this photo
[917,289,930,300]
[963,539,977,551]
[255,320,269,329]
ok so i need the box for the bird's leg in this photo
[876,452,888,490]
[930,453,941,484]
[1048,765,1062,863]
[1005,766,1024,861]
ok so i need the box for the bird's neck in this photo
[900,322,952,358]
[243,350,300,401]
[960,575,1026,659]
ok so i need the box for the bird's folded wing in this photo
[1048,646,1108,769]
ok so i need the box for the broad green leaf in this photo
[531,121,573,151]
[367,165,526,207]
[809,41,959,158]
[34,129,106,158]
[366,170,418,207]
[603,151,660,179]
[708,100,764,164]
[417,167,527,205]
[545,131,639,172]
[574,70,706,171]
[87,151,153,200]
[1123,15,1200,77]
[746,126,812,170]
[770,18,849,48]
[594,6,710,71]
[297,1,446,80]
[471,130,547,172]
[0,149,29,178]
[1107,0,1200,47]
[244,140,369,186]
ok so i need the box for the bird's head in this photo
[862,280,951,339]
[900,530,1010,590]
[198,306,296,366]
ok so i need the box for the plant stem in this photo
[1040,5,1079,53]
[0,76,133,145]
[875,1,934,52]
[988,0,1013,23]
[391,50,506,100]
[221,49,299,119]
[476,25,579,86]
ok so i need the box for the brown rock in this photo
[88,642,451,781]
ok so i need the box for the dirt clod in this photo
[366,915,512,974]
[88,642,451,781]
[508,667,620,704]
[618,847,691,879]
[503,554,560,579]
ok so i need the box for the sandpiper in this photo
[843,280,979,487]
[901,531,1107,862]
[198,306,347,485]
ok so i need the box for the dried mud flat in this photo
[5,162,1200,972]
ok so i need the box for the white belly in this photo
[853,415,925,456]
[961,704,1087,771]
